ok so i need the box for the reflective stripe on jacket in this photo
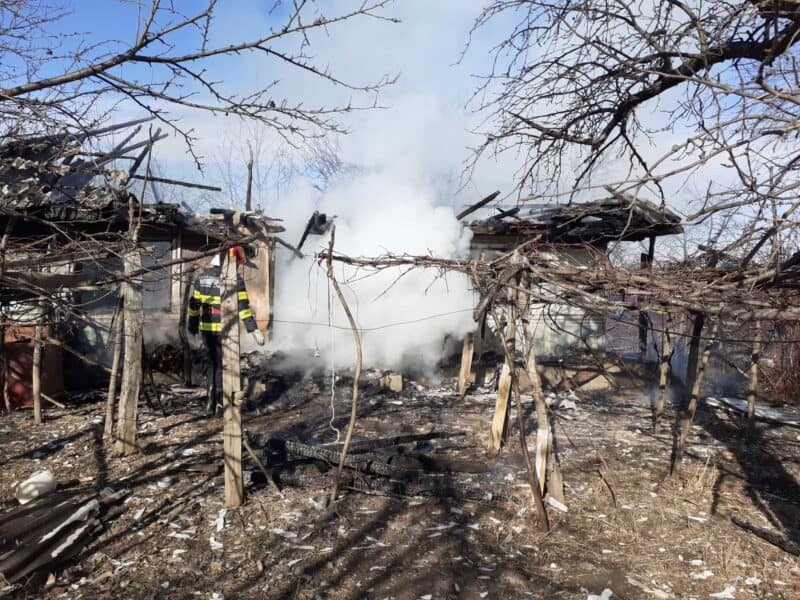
[187,267,257,335]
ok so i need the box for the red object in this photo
[229,245,246,266]
[0,327,63,415]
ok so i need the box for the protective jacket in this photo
[187,266,257,335]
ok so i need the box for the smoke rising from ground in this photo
[266,95,478,371]
[269,175,476,370]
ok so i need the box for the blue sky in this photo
[31,1,517,206]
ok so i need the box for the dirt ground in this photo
[1,365,799,599]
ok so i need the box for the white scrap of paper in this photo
[709,586,736,599]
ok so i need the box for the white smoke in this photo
[267,95,479,370]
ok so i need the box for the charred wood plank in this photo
[335,431,467,454]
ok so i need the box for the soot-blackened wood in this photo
[114,250,143,455]
[104,294,123,438]
[275,472,519,504]
[221,250,243,508]
[457,332,475,396]
[653,312,673,433]
[261,438,423,479]
[340,431,467,453]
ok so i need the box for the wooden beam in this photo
[457,332,475,396]
[221,250,243,508]
[456,190,501,221]
[489,362,512,455]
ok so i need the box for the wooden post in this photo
[325,227,363,506]
[673,317,720,472]
[746,321,762,436]
[488,314,515,456]
[653,312,672,433]
[114,250,143,455]
[32,320,43,425]
[221,250,244,508]
[457,332,475,396]
[638,236,656,361]
[104,295,123,438]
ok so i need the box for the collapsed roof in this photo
[465,192,683,250]
[0,118,284,242]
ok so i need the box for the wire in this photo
[271,307,475,332]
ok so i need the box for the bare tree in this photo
[468,1,800,261]
[0,0,397,165]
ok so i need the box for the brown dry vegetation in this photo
[1,368,799,599]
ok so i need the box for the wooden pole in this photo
[114,250,143,455]
[746,320,762,436]
[104,295,123,438]
[673,317,720,473]
[653,312,672,433]
[221,249,244,508]
[457,332,475,397]
[32,320,42,425]
[326,227,363,506]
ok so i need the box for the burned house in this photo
[0,120,283,412]
[457,192,683,394]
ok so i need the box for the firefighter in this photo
[187,246,265,415]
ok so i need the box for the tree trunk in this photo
[221,250,243,507]
[32,321,42,425]
[178,266,197,386]
[653,312,672,433]
[684,313,706,406]
[114,250,143,455]
[104,296,123,438]
[746,321,762,436]
[673,318,720,472]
